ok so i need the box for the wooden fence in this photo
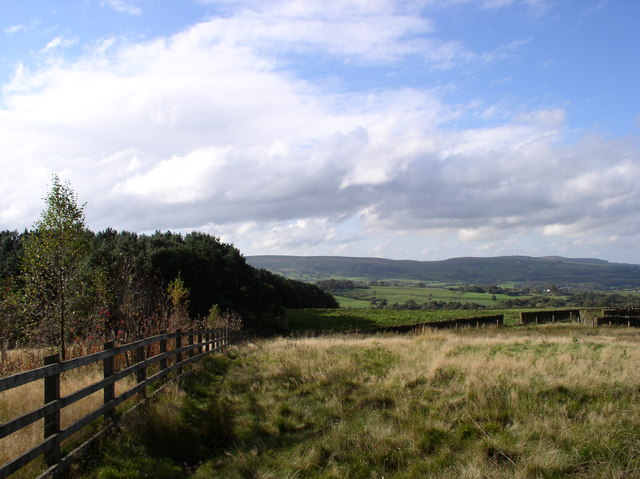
[0,328,243,479]
[363,315,504,334]
[519,309,580,325]
[597,308,640,327]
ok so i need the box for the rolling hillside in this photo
[246,255,640,289]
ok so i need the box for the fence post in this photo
[176,329,183,374]
[103,341,115,423]
[44,354,61,467]
[205,331,210,352]
[198,333,203,355]
[159,329,167,374]
[188,333,194,359]
[136,335,146,399]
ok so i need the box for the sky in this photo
[1,0,640,263]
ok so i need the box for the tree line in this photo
[314,279,368,293]
[498,292,640,309]
[0,176,337,359]
[373,299,490,311]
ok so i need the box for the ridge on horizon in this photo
[245,254,640,289]
[248,254,627,265]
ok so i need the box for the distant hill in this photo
[246,255,640,289]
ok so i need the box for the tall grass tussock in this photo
[79,324,640,478]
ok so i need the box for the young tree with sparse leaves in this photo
[21,175,88,359]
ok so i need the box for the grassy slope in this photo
[84,325,640,478]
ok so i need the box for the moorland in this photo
[3,179,640,478]
[78,324,640,479]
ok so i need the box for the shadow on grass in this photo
[78,355,235,479]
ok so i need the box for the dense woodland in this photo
[0,178,337,357]
[0,228,338,343]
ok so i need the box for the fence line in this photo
[292,315,505,337]
[597,308,640,327]
[519,309,581,325]
[364,315,504,334]
[0,328,243,479]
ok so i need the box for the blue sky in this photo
[1,0,639,263]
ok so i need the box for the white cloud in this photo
[1,1,639,262]
[193,0,488,68]
[101,0,143,16]
[4,24,27,35]
[41,36,78,53]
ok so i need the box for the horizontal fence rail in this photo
[0,328,243,479]
[363,315,505,334]
[597,308,640,327]
[295,315,505,337]
[519,309,580,325]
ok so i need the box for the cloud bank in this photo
[1,0,639,262]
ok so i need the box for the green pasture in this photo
[335,285,517,308]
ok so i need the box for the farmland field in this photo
[329,284,557,309]
[334,285,515,307]
[82,324,640,478]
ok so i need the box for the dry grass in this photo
[0,352,136,479]
[0,342,111,377]
[19,323,640,478]
[189,324,640,478]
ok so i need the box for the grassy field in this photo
[81,324,640,478]
[334,285,517,308]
